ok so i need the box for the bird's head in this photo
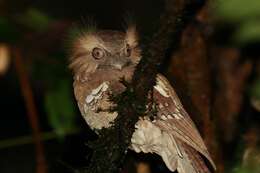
[69,25,141,129]
[69,25,141,82]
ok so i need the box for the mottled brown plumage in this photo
[69,25,216,173]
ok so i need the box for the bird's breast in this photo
[78,81,121,130]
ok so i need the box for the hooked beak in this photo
[114,63,124,70]
[112,57,131,70]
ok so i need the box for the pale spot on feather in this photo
[91,82,109,95]
[172,113,183,119]
[90,106,96,111]
[80,77,88,83]
[86,95,94,104]
[167,114,173,119]
[154,79,170,97]
[91,86,103,95]
[83,104,88,114]
[161,115,167,120]
[85,82,110,106]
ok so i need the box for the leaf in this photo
[18,8,52,32]
[44,79,77,138]
[215,0,260,22]
[233,20,260,44]
[249,78,260,111]
[250,78,260,100]
[214,0,260,44]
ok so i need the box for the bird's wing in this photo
[153,74,216,170]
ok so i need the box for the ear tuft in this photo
[126,25,138,47]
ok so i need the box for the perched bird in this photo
[69,25,216,173]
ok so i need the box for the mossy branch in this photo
[81,0,205,173]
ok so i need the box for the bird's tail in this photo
[178,142,211,173]
[160,141,211,173]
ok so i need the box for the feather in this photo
[125,25,138,48]
[180,142,211,173]
[153,74,216,171]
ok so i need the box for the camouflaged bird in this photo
[69,25,216,173]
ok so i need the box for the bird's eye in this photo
[92,47,104,59]
[124,44,131,57]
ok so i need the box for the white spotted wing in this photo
[153,74,216,172]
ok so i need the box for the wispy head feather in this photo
[125,24,138,48]
[66,17,98,71]
[67,17,97,47]
[122,14,138,47]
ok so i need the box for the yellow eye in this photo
[92,47,104,59]
[125,44,131,57]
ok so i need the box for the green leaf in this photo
[215,0,260,22]
[213,0,260,44]
[44,79,77,139]
[233,20,260,44]
[250,78,260,100]
[18,8,52,32]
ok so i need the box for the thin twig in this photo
[0,128,80,149]
[13,47,47,173]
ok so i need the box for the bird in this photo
[69,24,216,173]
